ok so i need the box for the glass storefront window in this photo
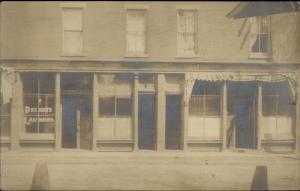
[189,81,221,116]
[22,73,55,134]
[99,96,132,117]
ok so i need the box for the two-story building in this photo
[1,1,299,153]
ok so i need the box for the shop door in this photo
[138,93,156,150]
[235,97,256,149]
[62,96,92,149]
[165,95,182,149]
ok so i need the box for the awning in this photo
[183,72,297,103]
[227,1,300,19]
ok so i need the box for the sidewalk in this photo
[1,151,300,190]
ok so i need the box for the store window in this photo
[62,6,84,56]
[250,16,271,58]
[263,81,292,116]
[99,97,132,117]
[189,81,221,116]
[177,10,197,56]
[22,73,55,134]
[126,9,146,55]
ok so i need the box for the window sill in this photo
[175,54,200,59]
[60,53,86,57]
[124,52,148,58]
[249,52,272,59]
[20,133,55,141]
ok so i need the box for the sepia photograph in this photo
[0,1,300,190]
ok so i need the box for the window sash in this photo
[177,10,196,54]
[189,95,220,116]
[126,10,146,53]
[251,16,270,54]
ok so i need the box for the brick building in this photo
[0,1,299,153]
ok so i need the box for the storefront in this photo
[0,65,298,153]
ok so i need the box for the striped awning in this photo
[184,72,297,103]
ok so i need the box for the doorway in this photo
[227,81,257,149]
[62,96,92,149]
[165,95,182,150]
[138,93,156,150]
[235,97,256,149]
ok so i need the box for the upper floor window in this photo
[177,10,197,56]
[126,9,147,56]
[250,16,271,58]
[62,5,84,56]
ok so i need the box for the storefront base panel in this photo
[261,141,295,153]
[96,140,134,152]
[0,143,10,152]
[187,142,222,152]
[19,142,55,151]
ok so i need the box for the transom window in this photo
[126,10,146,54]
[177,10,197,55]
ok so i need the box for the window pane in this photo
[116,98,132,116]
[24,96,38,115]
[22,74,38,94]
[189,96,204,115]
[38,95,55,116]
[99,97,115,116]
[63,8,82,31]
[39,121,55,133]
[263,96,277,116]
[259,34,268,53]
[25,118,38,133]
[205,96,220,116]
[39,74,55,94]
[63,31,83,55]
[260,16,269,34]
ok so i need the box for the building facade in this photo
[0,1,300,153]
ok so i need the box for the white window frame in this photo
[125,7,148,58]
[61,3,86,57]
[249,16,271,59]
[176,8,199,58]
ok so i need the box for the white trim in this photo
[124,4,150,10]
[60,3,86,8]
[176,5,198,11]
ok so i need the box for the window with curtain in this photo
[189,81,221,116]
[62,7,83,55]
[126,10,146,54]
[177,10,197,55]
[22,73,55,134]
[250,16,270,55]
